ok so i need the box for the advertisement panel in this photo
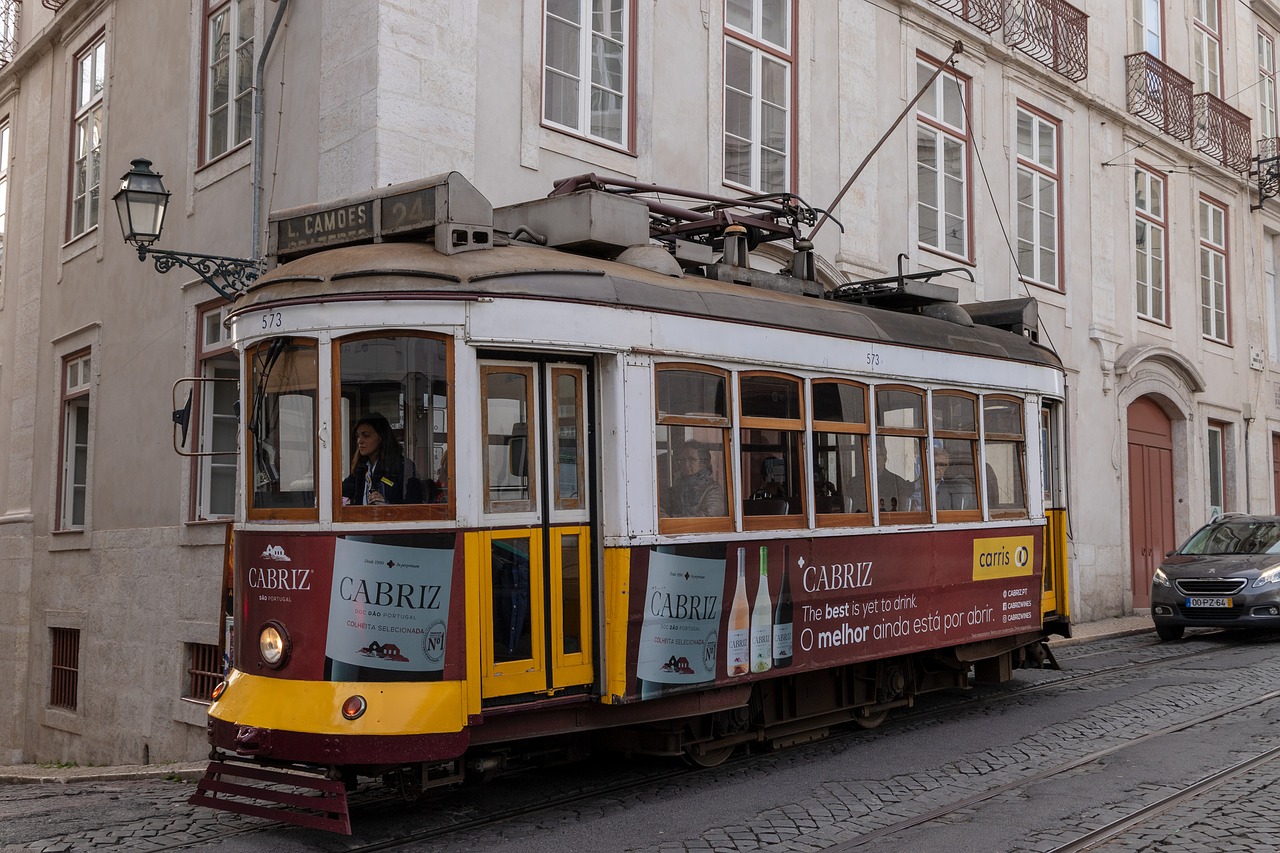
[625,527,1042,701]
[235,531,461,682]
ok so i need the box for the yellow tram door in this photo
[474,362,595,700]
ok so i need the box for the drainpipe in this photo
[1244,404,1255,511]
[252,0,292,260]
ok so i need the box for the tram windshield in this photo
[338,333,450,511]
[248,338,318,512]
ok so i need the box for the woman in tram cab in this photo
[341,413,426,505]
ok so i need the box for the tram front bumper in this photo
[207,669,471,765]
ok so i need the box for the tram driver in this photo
[341,413,426,505]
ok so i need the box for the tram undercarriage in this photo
[190,634,1053,833]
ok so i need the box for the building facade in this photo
[0,0,1274,765]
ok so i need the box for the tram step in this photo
[187,759,352,835]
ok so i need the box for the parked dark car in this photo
[1151,514,1280,641]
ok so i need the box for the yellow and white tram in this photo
[189,172,1070,832]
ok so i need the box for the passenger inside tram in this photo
[876,436,919,512]
[666,444,728,517]
[934,446,977,511]
[341,413,426,505]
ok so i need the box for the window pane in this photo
[741,374,800,420]
[659,427,728,518]
[726,0,752,32]
[249,341,318,511]
[812,382,865,424]
[814,431,868,514]
[876,435,923,513]
[482,369,534,513]
[339,336,447,509]
[761,0,788,48]
[933,394,976,432]
[876,388,924,429]
[741,427,803,516]
[657,369,726,418]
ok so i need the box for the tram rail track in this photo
[125,634,1243,852]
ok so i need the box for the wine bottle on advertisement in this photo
[773,545,793,668]
[727,547,750,676]
[750,546,772,673]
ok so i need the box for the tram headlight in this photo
[258,621,291,669]
[1152,568,1171,588]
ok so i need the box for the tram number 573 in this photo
[260,311,283,330]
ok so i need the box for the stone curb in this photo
[0,762,206,785]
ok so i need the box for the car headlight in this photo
[1252,565,1280,588]
[258,621,291,668]
[1152,567,1171,588]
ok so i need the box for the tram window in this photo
[247,339,317,516]
[740,373,804,527]
[336,334,450,516]
[984,396,1028,516]
[552,368,585,511]
[813,380,871,523]
[933,391,980,517]
[655,366,730,529]
[482,365,537,513]
[874,386,927,519]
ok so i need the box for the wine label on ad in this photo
[636,550,723,685]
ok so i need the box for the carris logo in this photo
[260,545,291,562]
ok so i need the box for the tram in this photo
[188,172,1071,833]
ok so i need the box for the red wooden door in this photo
[1127,398,1175,608]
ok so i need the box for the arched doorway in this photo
[1127,396,1176,608]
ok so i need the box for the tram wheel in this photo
[854,710,888,730]
[683,743,735,768]
[1156,624,1185,642]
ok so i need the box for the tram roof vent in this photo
[493,190,651,259]
[267,172,494,264]
[962,296,1039,340]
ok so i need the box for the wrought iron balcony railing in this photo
[0,1,17,67]
[1003,0,1088,82]
[1192,92,1251,172]
[925,0,1002,33]
[1125,52,1193,142]
[40,0,62,9]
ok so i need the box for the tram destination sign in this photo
[274,200,375,256]
[269,173,494,261]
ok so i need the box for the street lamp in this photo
[113,157,262,301]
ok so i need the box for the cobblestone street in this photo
[2,628,1279,852]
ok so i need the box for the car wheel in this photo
[1156,624,1185,641]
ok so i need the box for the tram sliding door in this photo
[477,360,594,699]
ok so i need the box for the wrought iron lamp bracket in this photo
[135,244,262,301]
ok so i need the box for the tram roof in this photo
[234,240,1063,373]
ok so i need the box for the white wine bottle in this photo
[727,547,749,676]
[750,546,772,673]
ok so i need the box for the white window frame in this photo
[1015,106,1060,290]
[1199,196,1229,343]
[1134,165,1167,324]
[204,0,255,163]
[542,0,630,149]
[0,120,9,290]
[195,304,238,520]
[1192,0,1221,97]
[1207,420,1225,518]
[1133,0,1162,57]
[723,0,792,193]
[69,37,105,240]
[916,57,970,261]
[1261,29,1278,141]
[59,352,92,530]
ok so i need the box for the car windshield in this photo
[1179,519,1280,555]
